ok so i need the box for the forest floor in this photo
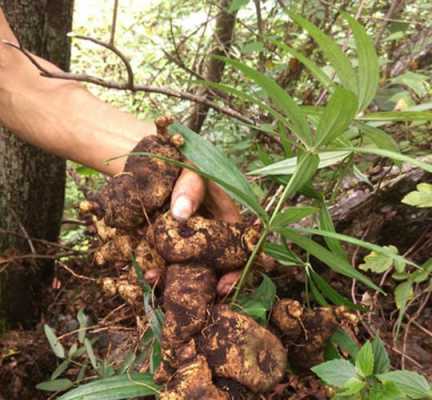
[1,162,432,400]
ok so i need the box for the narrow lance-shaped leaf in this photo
[44,324,65,359]
[355,122,399,152]
[315,86,358,147]
[319,203,347,259]
[219,56,313,147]
[280,228,383,292]
[57,373,160,400]
[288,12,357,93]
[359,111,432,121]
[271,206,319,228]
[343,13,380,111]
[249,150,350,176]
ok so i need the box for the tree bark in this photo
[0,0,73,330]
[187,0,237,133]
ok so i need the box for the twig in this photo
[375,0,404,46]
[57,261,97,282]
[9,208,36,255]
[3,40,252,125]
[110,0,120,46]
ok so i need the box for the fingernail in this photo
[171,195,193,221]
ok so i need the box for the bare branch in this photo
[110,0,120,46]
[3,39,252,125]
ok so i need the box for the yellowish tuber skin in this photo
[150,212,259,271]
[159,355,229,400]
[201,305,287,393]
[162,264,216,352]
[94,235,136,268]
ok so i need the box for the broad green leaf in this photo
[271,206,318,228]
[312,359,357,388]
[339,377,366,396]
[377,370,432,399]
[249,150,350,176]
[263,242,302,266]
[273,40,333,88]
[319,204,347,259]
[356,123,399,152]
[288,12,357,93]
[371,336,390,374]
[280,228,382,291]
[359,245,399,274]
[77,309,88,344]
[355,341,374,377]
[292,227,417,268]
[168,123,267,220]
[309,270,359,309]
[37,379,73,392]
[344,13,379,110]
[315,87,358,147]
[394,281,413,310]
[221,57,313,146]
[360,111,432,121]
[44,324,65,359]
[57,373,160,400]
[369,382,404,400]
[392,71,429,98]
[402,183,432,208]
[236,274,276,325]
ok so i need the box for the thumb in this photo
[170,168,205,221]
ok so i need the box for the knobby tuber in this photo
[81,116,352,397]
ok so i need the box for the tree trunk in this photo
[188,0,237,133]
[0,0,74,330]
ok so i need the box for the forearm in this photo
[0,9,155,175]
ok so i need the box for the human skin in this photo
[0,8,240,223]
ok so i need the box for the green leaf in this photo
[51,359,72,380]
[228,0,249,12]
[273,40,333,88]
[150,340,162,374]
[343,13,379,111]
[312,359,357,388]
[356,123,399,152]
[75,165,99,177]
[37,379,73,392]
[57,373,160,400]
[288,12,357,93]
[44,324,65,359]
[394,281,413,310]
[339,377,366,396]
[359,245,399,274]
[371,336,390,374]
[360,111,432,121]
[369,382,404,400]
[309,270,359,309]
[319,204,347,259]
[221,57,313,146]
[315,86,358,147]
[85,338,98,371]
[271,206,318,228]
[77,309,88,344]
[280,228,382,291]
[249,150,350,176]
[331,328,359,359]
[168,123,267,220]
[377,370,432,399]
[355,341,374,377]
[402,183,432,208]
[263,242,302,266]
[281,153,319,200]
[236,274,276,325]
[242,41,263,53]
[294,227,417,269]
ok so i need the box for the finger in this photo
[205,181,241,223]
[171,168,205,221]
